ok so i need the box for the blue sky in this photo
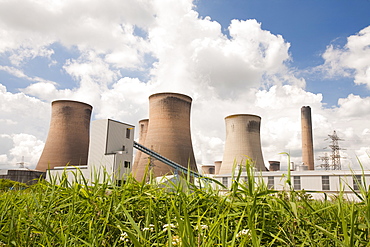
[0,0,370,170]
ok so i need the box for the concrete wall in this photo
[0,170,45,185]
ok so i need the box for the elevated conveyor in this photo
[133,141,212,181]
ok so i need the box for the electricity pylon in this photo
[325,130,344,170]
[317,153,330,170]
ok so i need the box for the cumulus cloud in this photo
[0,84,49,135]
[148,9,298,98]
[321,25,370,87]
[7,133,44,168]
[337,94,370,118]
[96,77,152,122]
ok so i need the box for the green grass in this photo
[0,164,369,246]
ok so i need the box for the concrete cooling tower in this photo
[36,100,92,172]
[133,93,198,181]
[132,119,149,170]
[301,106,314,170]
[219,114,266,174]
[214,161,222,175]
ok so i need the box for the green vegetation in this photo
[0,179,27,191]
[0,164,369,246]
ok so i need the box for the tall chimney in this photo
[219,114,266,174]
[133,93,198,181]
[36,100,92,172]
[301,106,314,170]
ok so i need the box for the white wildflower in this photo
[120,232,129,241]
[171,235,181,246]
[143,224,155,232]
[162,223,176,232]
[236,229,250,238]
[195,224,208,230]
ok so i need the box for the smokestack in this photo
[301,106,314,170]
[133,93,198,181]
[36,100,92,172]
[219,114,266,174]
[132,119,149,175]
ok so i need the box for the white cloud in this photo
[9,46,54,66]
[147,9,299,98]
[63,51,120,85]
[0,119,17,125]
[321,25,370,87]
[22,82,66,101]
[0,84,48,168]
[96,77,152,123]
[0,133,44,168]
[0,0,153,70]
[7,133,44,168]
[0,65,33,80]
[337,94,370,118]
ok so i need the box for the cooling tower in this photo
[301,106,314,170]
[268,161,280,171]
[200,165,215,175]
[214,161,222,175]
[132,119,149,174]
[133,93,197,181]
[219,114,266,174]
[36,100,92,172]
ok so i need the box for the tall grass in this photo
[0,162,369,246]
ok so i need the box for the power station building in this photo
[133,93,198,181]
[87,119,134,183]
[218,114,266,174]
[36,100,92,172]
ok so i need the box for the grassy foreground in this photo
[0,169,370,246]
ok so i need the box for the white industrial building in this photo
[212,169,370,201]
